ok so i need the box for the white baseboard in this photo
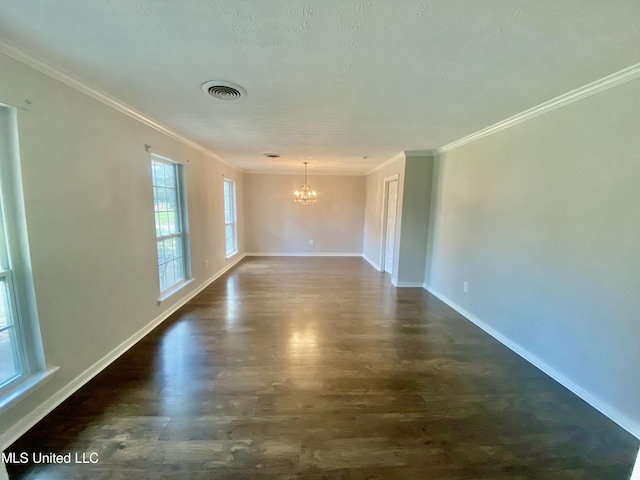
[391,278,423,287]
[362,254,382,271]
[425,286,640,440]
[394,281,424,288]
[0,254,246,451]
[245,252,362,257]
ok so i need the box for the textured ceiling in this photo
[1,1,640,174]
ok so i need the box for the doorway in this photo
[381,177,399,274]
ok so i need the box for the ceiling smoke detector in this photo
[202,81,246,101]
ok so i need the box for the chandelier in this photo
[294,162,316,205]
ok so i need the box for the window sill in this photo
[0,367,60,413]
[158,278,194,304]
[226,250,239,260]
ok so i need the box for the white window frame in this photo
[0,262,26,390]
[151,154,191,299]
[223,178,238,258]
[0,104,49,409]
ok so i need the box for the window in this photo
[0,105,46,400]
[223,178,237,257]
[151,156,190,294]
[0,230,22,388]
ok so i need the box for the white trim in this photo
[245,252,362,257]
[0,104,48,393]
[0,253,245,451]
[0,368,59,413]
[243,169,366,176]
[438,62,640,153]
[158,278,194,303]
[405,149,438,158]
[5,37,639,173]
[366,150,438,176]
[380,174,400,275]
[152,156,191,294]
[365,151,405,176]
[425,286,640,440]
[393,282,424,288]
[0,39,238,170]
[362,254,382,272]
[223,178,238,256]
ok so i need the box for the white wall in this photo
[244,173,365,255]
[427,76,640,436]
[0,51,244,447]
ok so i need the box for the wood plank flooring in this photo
[6,257,638,479]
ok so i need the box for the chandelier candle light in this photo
[294,162,317,205]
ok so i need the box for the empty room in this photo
[1,1,639,479]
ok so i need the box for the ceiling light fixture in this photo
[294,162,316,205]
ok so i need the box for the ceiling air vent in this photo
[202,81,246,101]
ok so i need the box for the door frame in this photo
[379,174,399,274]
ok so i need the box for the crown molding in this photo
[366,149,439,176]
[405,149,438,157]
[365,151,406,176]
[438,62,640,154]
[242,168,366,176]
[0,39,237,169]
[5,37,638,169]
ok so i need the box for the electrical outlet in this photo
[463,281,469,293]
[309,239,314,246]
[204,259,208,268]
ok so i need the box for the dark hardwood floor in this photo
[6,257,638,479]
